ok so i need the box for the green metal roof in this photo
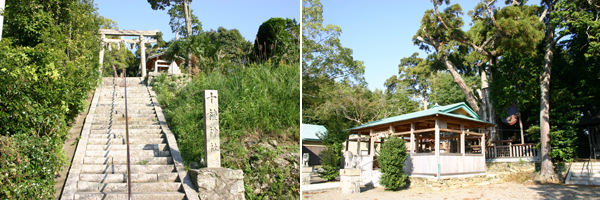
[302,124,328,141]
[347,102,494,131]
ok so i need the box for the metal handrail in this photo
[123,70,132,200]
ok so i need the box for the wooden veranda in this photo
[347,103,495,177]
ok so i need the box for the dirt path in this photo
[53,92,93,199]
[303,182,600,200]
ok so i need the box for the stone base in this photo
[190,167,245,200]
[302,167,313,185]
[339,169,361,194]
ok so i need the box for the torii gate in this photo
[98,29,159,79]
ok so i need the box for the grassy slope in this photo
[152,63,300,199]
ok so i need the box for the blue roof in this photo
[348,102,494,131]
[302,124,328,141]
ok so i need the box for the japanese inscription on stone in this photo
[203,90,220,168]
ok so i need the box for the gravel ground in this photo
[302,182,600,200]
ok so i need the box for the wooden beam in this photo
[465,131,484,136]
[439,128,462,134]
[99,29,159,36]
[392,128,435,136]
[104,38,157,44]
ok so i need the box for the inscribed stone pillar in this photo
[203,90,220,168]
[140,35,146,79]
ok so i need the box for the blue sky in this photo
[319,0,539,91]
[96,0,300,43]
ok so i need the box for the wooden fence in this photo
[485,143,539,159]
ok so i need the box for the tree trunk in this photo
[540,21,554,178]
[442,56,481,113]
[183,0,193,75]
[111,64,118,78]
[519,109,524,144]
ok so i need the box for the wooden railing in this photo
[485,143,539,159]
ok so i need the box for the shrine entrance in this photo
[98,29,159,79]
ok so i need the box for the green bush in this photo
[379,136,409,190]
[318,149,340,181]
[152,63,300,199]
[0,0,101,198]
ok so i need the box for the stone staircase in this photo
[62,77,198,200]
[565,161,600,186]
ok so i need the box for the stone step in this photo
[85,150,171,158]
[77,182,182,193]
[74,192,185,200]
[87,144,168,151]
[98,92,148,94]
[569,176,600,181]
[89,133,164,139]
[91,129,162,135]
[95,110,156,115]
[97,101,154,105]
[98,97,152,100]
[79,173,179,183]
[94,106,155,111]
[84,156,173,165]
[87,138,165,145]
[94,117,157,122]
[97,104,155,107]
[570,169,600,174]
[567,180,600,185]
[80,165,176,174]
[98,94,150,97]
[571,172,600,177]
[571,163,600,167]
[94,114,157,118]
[91,121,160,126]
[91,125,162,130]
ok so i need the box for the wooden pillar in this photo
[99,34,105,78]
[356,132,361,156]
[410,123,415,153]
[460,124,465,156]
[435,118,440,178]
[482,133,486,156]
[140,35,146,79]
[154,60,158,73]
[369,129,374,157]
[346,139,349,151]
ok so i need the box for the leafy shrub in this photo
[0,0,101,198]
[318,149,340,181]
[379,136,409,190]
[152,63,300,199]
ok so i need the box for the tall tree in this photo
[252,17,300,65]
[205,27,252,66]
[385,53,434,110]
[168,3,201,38]
[148,0,195,74]
[420,0,545,141]
[302,0,366,123]
[413,4,480,113]
[535,0,600,182]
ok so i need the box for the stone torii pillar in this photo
[140,35,147,78]
[99,34,105,78]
